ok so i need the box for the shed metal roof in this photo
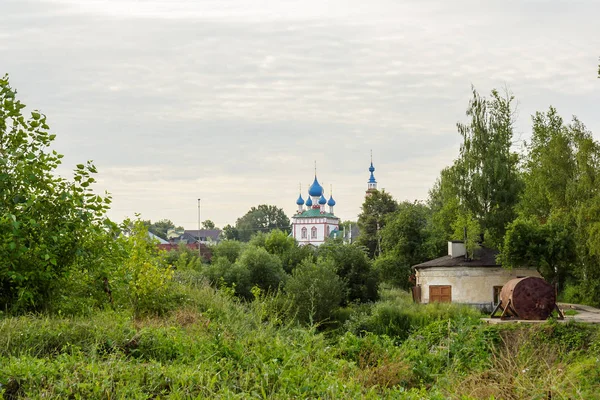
[412,246,500,269]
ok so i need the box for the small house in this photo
[181,229,222,245]
[411,241,541,311]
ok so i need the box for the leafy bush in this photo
[237,245,287,294]
[344,287,481,342]
[212,240,244,263]
[530,319,597,353]
[203,244,287,300]
[285,258,346,324]
[559,281,600,307]
[318,242,379,304]
[164,242,203,271]
[113,220,175,316]
[262,229,294,258]
[281,243,317,273]
[249,229,316,273]
[373,254,411,289]
[202,256,252,298]
[399,318,495,385]
[0,75,114,312]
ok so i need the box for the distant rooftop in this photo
[184,229,221,242]
[292,209,339,219]
[148,231,169,244]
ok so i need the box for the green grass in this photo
[1,283,599,399]
[341,286,482,342]
[0,283,432,399]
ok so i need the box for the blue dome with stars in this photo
[318,194,327,205]
[296,194,305,205]
[305,197,313,207]
[327,195,336,207]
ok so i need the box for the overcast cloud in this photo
[1,0,599,228]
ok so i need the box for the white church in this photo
[291,159,378,246]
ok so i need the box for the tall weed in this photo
[444,326,586,399]
[345,288,481,342]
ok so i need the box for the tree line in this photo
[2,72,600,315]
[0,74,374,317]
[143,204,291,243]
[355,87,600,305]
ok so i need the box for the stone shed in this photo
[411,241,541,311]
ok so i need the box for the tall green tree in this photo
[506,107,600,304]
[450,210,482,259]
[380,202,436,265]
[429,87,522,248]
[518,107,574,220]
[356,190,398,258]
[376,201,437,288]
[501,215,575,289]
[559,118,600,302]
[451,87,522,246]
[339,220,357,233]
[235,204,290,242]
[202,220,216,229]
[427,166,461,247]
[0,74,113,311]
[221,224,239,241]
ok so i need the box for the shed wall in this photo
[415,267,541,309]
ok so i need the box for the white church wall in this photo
[292,217,339,246]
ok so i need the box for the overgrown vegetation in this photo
[2,283,599,398]
[3,73,600,398]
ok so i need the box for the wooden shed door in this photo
[429,285,452,303]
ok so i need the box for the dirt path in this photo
[482,303,600,324]
[559,303,600,324]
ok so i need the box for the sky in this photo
[2,0,599,229]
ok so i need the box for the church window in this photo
[311,226,317,239]
[301,227,307,239]
[327,226,330,235]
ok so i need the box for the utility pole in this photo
[197,198,201,257]
[376,220,381,257]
